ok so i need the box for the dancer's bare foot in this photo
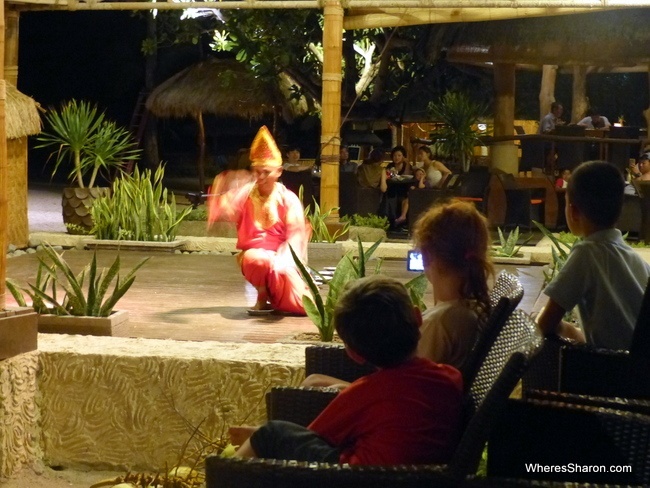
[394,216,406,225]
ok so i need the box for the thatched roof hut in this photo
[146,57,311,189]
[146,57,310,121]
[7,83,42,248]
[7,83,41,139]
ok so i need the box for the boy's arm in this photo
[536,298,586,343]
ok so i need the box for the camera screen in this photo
[407,250,424,272]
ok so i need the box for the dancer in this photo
[207,126,310,316]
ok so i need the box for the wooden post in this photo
[572,65,588,124]
[0,0,7,310]
[491,63,518,174]
[319,0,343,218]
[539,64,558,120]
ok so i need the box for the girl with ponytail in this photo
[412,198,493,369]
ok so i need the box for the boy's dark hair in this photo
[334,275,419,368]
[567,160,624,228]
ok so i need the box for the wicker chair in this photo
[206,350,534,488]
[487,397,650,485]
[523,276,650,399]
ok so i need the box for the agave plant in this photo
[533,220,581,285]
[428,91,487,172]
[290,237,428,341]
[492,227,531,258]
[36,99,140,188]
[6,244,149,317]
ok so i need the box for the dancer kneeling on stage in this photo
[207,126,310,316]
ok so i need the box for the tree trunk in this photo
[644,67,650,131]
[572,65,588,124]
[0,0,6,309]
[143,13,159,169]
[196,112,206,191]
[492,63,518,175]
[539,65,558,120]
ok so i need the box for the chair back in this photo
[628,276,650,397]
[281,171,316,210]
[456,168,492,214]
[338,171,382,217]
[488,270,524,310]
[448,351,530,480]
[305,344,377,383]
[465,310,541,413]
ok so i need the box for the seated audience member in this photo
[555,168,571,190]
[577,108,611,130]
[387,145,413,176]
[629,152,650,182]
[393,167,432,226]
[304,199,493,392]
[283,145,312,172]
[229,275,463,465]
[415,146,452,188]
[357,148,388,193]
[537,161,650,350]
[538,101,564,134]
[339,145,357,173]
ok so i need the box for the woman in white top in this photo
[417,146,452,188]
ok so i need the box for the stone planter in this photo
[62,187,110,234]
[0,308,38,360]
[85,239,186,253]
[307,242,344,262]
[491,252,532,265]
[177,220,237,238]
[348,226,387,243]
[38,309,128,336]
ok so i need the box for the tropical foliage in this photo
[428,91,487,172]
[6,244,149,317]
[341,213,390,231]
[533,221,581,285]
[36,99,140,188]
[291,238,427,341]
[492,227,531,258]
[90,166,192,242]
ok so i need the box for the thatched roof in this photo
[146,58,311,122]
[7,83,41,139]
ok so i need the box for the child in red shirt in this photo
[229,275,463,465]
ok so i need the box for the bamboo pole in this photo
[0,1,6,310]
[320,0,343,219]
[491,62,518,174]
[572,65,588,123]
[12,0,650,11]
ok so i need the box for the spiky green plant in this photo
[290,237,427,341]
[492,227,531,258]
[428,91,487,172]
[90,165,192,242]
[6,244,149,317]
[533,220,581,285]
[299,185,350,243]
[36,99,140,188]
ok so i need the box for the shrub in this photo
[341,213,390,231]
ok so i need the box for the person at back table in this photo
[416,146,451,188]
[357,148,388,193]
[537,161,650,349]
[538,101,564,134]
[577,108,611,130]
[339,145,358,173]
[283,145,312,172]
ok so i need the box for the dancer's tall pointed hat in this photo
[250,125,282,168]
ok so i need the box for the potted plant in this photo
[36,99,141,234]
[300,186,350,261]
[88,165,192,250]
[6,244,149,336]
[428,91,487,172]
[291,238,428,341]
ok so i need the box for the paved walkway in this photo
[28,182,67,233]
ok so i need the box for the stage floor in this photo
[5,250,545,344]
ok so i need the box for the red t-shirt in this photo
[308,357,463,465]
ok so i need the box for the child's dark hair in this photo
[413,199,493,319]
[334,275,419,368]
[567,160,624,228]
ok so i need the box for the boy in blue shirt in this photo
[537,160,650,349]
